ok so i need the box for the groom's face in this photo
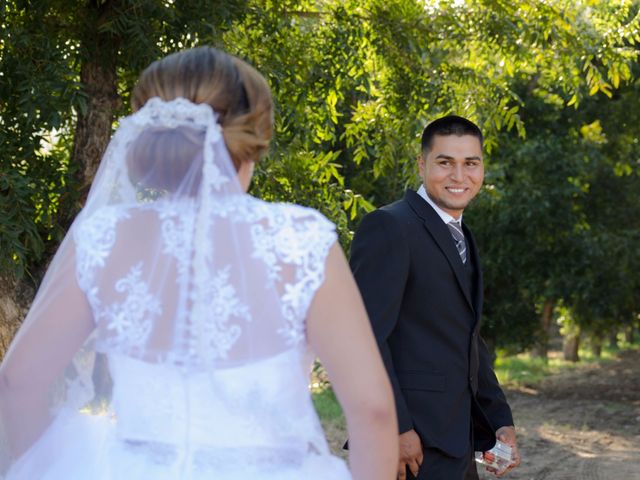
[418,134,484,219]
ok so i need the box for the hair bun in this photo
[222,111,270,168]
[132,47,273,171]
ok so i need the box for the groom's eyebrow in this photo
[434,153,482,161]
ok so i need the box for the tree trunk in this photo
[0,277,33,360]
[0,280,20,359]
[625,325,636,344]
[591,338,602,358]
[532,298,555,360]
[66,0,124,389]
[563,331,580,362]
[608,330,619,350]
[71,1,122,204]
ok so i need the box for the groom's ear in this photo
[417,154,426,176]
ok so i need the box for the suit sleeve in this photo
[349,209,413,433]
[475,336,514,430]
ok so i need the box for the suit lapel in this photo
[404,190,475,312]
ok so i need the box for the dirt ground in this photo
[324,349,640,479]
[478,348,640,480]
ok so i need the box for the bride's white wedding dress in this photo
[5,199,350,480]
[0,99,351,479]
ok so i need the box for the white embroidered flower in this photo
[192,265,252,361]
[74,207,131,308]
[246,202,337,346]
[102,262,161,346]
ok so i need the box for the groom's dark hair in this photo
[421,115,483,153]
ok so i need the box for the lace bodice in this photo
[67,195,338,463]
[72,195,337,366]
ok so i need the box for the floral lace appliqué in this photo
[74,207,131,308]
[192,265,252,361]
[247,202,337,346]
[102,262,161,347]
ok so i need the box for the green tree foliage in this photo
[1,0,248,278]
[1,0,639,355]
[470,65,640,354]
[569,79,640,346]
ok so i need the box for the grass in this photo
[312,386,344,422]
[312,386,348,456]
[493,342,639,388]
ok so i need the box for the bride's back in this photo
[55,196,343,477]
[76,197,335,367]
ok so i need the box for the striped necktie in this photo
[447,220,467,263]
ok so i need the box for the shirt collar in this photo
[417,184,462,225]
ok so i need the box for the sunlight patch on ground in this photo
[536,422,638,460]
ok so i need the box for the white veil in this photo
[0,97,336,476]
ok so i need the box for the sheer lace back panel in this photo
[74,194,337,444]
[75,198,336,364]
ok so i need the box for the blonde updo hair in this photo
[131,46,273,170]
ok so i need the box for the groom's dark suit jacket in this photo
[350,190,513,458]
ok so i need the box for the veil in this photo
[0,97,336,476]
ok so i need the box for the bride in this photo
[0,46,397,479]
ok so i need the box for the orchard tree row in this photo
[1,0,639,358]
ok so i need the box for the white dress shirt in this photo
[416,184,463,225]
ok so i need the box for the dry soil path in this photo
[479,349,640,480]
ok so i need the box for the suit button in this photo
[469,376,473,382]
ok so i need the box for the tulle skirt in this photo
[5,412,351,480]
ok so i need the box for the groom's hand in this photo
[398,429,423,480]
[489,425,520,477]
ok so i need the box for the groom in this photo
[350,116,520,479]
